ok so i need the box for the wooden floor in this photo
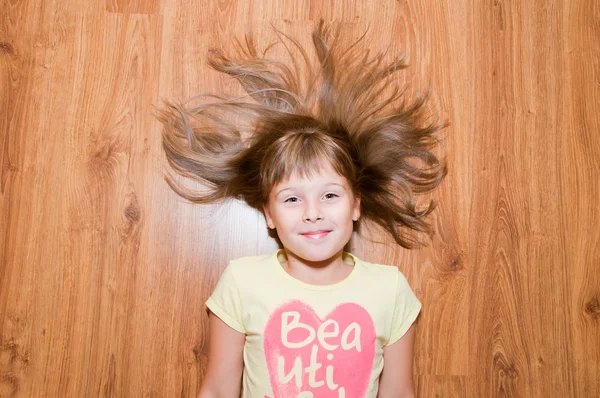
[1,0,598,397]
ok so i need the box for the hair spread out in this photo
[153,20,448,249]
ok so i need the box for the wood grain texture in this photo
[0,0,598,397]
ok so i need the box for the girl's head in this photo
[155,20,448,249]
[226,113,361,254]
[256,117,361,260]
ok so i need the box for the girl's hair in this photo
[154,20,448,249]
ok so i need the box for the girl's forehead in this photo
[276,163,346,187]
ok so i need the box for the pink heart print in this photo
[264,300,376,397]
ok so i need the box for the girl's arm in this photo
[197,311,245,398]
[377,323,417,398]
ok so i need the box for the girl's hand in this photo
[377,323,417,397]
[197,311,245,398]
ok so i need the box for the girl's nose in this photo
[303,201,323,222]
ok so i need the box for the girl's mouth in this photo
[301,230,332,239]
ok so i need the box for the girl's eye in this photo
[284,193,338,203]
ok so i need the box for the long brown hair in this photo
[153,20,448,249]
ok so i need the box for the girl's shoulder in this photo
[229,251,273,264]
[223,250,278,281]
[351,252,410,287]
[352,253,404,276]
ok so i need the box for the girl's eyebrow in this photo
[276,182,346,197]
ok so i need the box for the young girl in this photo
[156,20,447,398]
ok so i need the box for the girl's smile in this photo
[301,230,332,240]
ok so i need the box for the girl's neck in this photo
[279,249,354,286]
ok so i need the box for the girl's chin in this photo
[286,247,342,264]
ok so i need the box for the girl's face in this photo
[263,162,360,265]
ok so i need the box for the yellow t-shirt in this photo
[206,249,422,398]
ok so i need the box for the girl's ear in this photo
[263,204,275,229]
[353,195,361,221]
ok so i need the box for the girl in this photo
[155,20,447,398]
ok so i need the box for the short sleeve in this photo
[386,270,422,346]
[205,263,246,333]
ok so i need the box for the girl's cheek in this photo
[277,205,301,217]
